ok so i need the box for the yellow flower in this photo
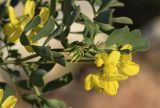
[3,0,36,43]
[84,44,140,95]
[0,89,17,108]
[84,72,119,96]
[3,0,50,52]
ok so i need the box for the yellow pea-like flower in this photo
[0,89,17,108]
[3,0,50,52]
[84,44,140,96]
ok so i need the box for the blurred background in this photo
[1,0,160,108]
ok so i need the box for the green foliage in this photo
[32,16,55,42]
[106,26,150,51]
[30,69,47,87]
[17,80,32,90]
[42,73,73,93]
[42,98,66,108]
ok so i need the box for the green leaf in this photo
[112,17,133,24]
[106,26,150,51]
[20,32,30,46]
[32,16,55,42]
[17,80,32,90]
[51,51,66,66]
[43,23,63,45]
[42,73,73,93]
[38,59,55,71]
[30,69,47,87]
[32,45,52,60]
[98,0,124,13]
[0,82,14,102]
[94,10,113,24]
[97,22,114,33]
[83,20,99,40]
[66,5,80,27]
[62,0,75,25]
[42,98,66,108]
[23,94,38,104]
[24,16,41,31]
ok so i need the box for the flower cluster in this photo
[84,44,140,95]
[3,0,50,51]
[0,89,17,108]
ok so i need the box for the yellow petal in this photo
[121,44,132,51]
[9,28,22,43]
[101,80,119,96]
[3,23,14,37]
[103,51,120,65]
[0,89,4,102]
[23,0,35,18]
[2,96,17,108]
[84,73,101,91]
[120,54,132,62]
[103,64,117,74]
[119,62,140,76]
[8,6,18,24]
[39,7,50,24]
[95,54,104,67]
[102,69,128,81]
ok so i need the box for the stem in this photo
[87,1,96,16]
[20,54,39,62]
[33,86,41,96]
[6,0,11,6]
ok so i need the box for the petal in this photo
[103,51,120,65]
[84,74,93,91]
[102,80,119,96]
[84,72,101,91]
[8,27,22,43]
[120,54,132,62]
[95,57,104,67]
[101,70,128,81]
[23,0,35,18]
[25,46,34,52]
[119,62,140,76]
[39,7,50,24]
[8,6,18,24]
[103,64,117,74]
[3,23,15,37]
[121,44,132,51]
[0,89,4,102]
[106,74,128,81]
[2,96,17,108]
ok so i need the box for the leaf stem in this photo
[33,86,41,96]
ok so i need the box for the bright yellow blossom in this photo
[84,72,119,96]
[84,44,140,95]
[0,89,17,108]
[3,0,50,52]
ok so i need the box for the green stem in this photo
[33,86,41,96]
[20,54,39,62]
[6,0,11,6]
